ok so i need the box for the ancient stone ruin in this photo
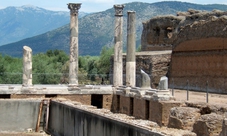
[141,9,227,93]
[169,10,227,93]
[2,4,227,136]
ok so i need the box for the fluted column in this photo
[126,11,136,87]
[113,5,124,87]
[23,46,32,87]
[68,3,81,86]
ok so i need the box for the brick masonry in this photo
[133,98,148,120]
[119,95,132,115]
[102,94,113,110]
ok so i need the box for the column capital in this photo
[127,10,136,14]
[114,5,125,16]
[68,3,81,15]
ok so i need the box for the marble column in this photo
[113,5,124,87]
[126,11,136,87]
[23,46,32,87]
[68,3,81,86]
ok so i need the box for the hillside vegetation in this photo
[1,1,227,57]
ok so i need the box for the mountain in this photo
[0,5,88,46]
[1,1,227,57]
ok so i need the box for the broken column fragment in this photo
[159,76,168,90]
[23,46,32,87]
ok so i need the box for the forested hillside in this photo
[1,1,227,57]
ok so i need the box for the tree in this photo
[97,46,114,80]
[136,45,141,52]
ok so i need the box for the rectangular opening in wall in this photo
[145,100,150,120]
[0,94,10,99]
[45,94,57,98]
[91,94,103,109]
[130,97,134,116]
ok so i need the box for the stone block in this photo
[192,113,224,136]
[168,107,201,130]
[149,100,182,126]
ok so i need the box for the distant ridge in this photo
[0,1,227,57]
[0,5,88,46]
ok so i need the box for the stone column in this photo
[113,5,124,87]
[68,3,81,86]
[126,11,136,87]
[23,46,32,87]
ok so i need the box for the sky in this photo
[1,0,227,12]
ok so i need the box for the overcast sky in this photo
[1,0,227,12]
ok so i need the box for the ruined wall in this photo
[169,11,227,93]
[141,15,183,51]
[141,9,227,52]
[110,51,171,88]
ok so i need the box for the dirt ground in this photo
[173,89,227,106]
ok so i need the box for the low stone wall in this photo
[0,99,41,132]
[47,100,164,136]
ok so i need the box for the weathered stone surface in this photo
[192,113,224,136]
[68,3,81,86]
[110,51,171,88]
[23,46,32,87]
[141,9,227,93]
[150,101,183,126]
[168,10,227,93]
[113,5,124,87]
[168,107,200,130]
[126,11,136,87]
[159,76,168,90]
[141,15,183,51]
[140,69,151,89]
[102,94,113,110]
[185,102,227,115]
[220,118,227,136]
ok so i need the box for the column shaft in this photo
[68,3,81,86]
[113,5,124,87]
[126,11,136,87]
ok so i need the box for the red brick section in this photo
[119,95,132,115]
[149,100,183,126]
[102,94,113,110]
[133,98,147,119]
[57,94,91,105]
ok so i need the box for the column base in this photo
[68,84,80,91]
